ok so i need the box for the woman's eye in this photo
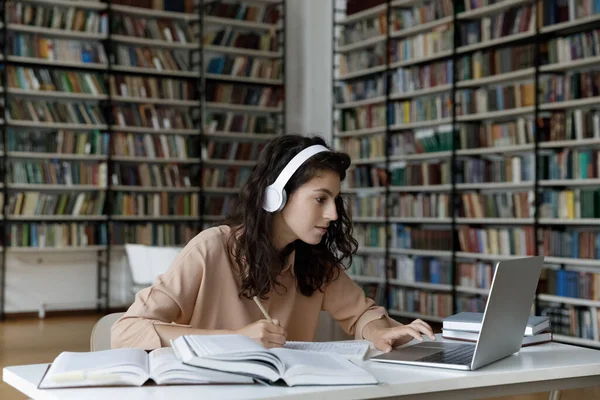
[316,197,325,203]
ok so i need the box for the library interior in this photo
[1,0,600,399]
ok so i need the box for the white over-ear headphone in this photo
[263,144,330,212]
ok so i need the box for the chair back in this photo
[90,312,125,351]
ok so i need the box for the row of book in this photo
[8,100,105,125]
[458,226,535,256]
[201,167,252,189]
[544,268,600,300]
[391,256,452,285]
[115,45,187,71]
[456,155,535,184]
[112,133,198,159]
[203,195,235,217]
[206,55,283,80]
[392,60,452,95]
[539,189,600,219]
[389,25,453,66]
[112,15,194,43]
[458,191,532,219]
[7,3,108,34]
[541,110,600,142]
[457,44,534,81]
[334,135,385,160]
[350,189,600,220]
[339,10,386,47]
[205,113,277,134]
[113,192,199,217]
[345,165,388,188]
[9,33,108,64]
[539,0,600,26]
[113,105,193,130]
[393,225,454,251]
[389,162,450,187]
[338,104,386,132]
[347,255,386,278]
[111,223,199,247]
[390,192,450,219]
[204,29,278,53]
[458,118,534,149]
[7,67,105,95]
[110,75,194,100]
[6,130,109,155]
[539,150,600,180]
[348,193,385,218]
[8,192,106,217]
[112,164,195,188]
[205,1,281,24]
[8,160,107,186]
[389,288,453,319]
[335,75,384,104]
[339,41,385,75]
[459,5,534,46]
[203,140,265,162]
[390,126,453,154]
[539,305,597,341]
[389,95,452,126]
[205,83,283,108]
[392,0,453,31]
[6,223,206,247]
[457,83,535,115]
[8,223,107,247]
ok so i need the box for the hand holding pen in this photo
[235,296,287,349]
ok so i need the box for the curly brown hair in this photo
[224,135,358,299]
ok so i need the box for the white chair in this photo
[124,244,182,294]
[90,312,125,351]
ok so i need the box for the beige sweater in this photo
[111,225,389,350]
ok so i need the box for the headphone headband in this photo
[270,144,330,191]
[263,144,330,212]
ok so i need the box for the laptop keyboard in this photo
[417,344,475,366]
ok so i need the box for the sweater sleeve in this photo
[111,243,205,350]
[322,269,391,339]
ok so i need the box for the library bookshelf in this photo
[333,0,600,348]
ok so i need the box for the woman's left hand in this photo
[369,319,436,352]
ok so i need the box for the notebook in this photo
[442,329,553,347]
[171,334,378,387]
[38,347,253,389]
[443,312,550,336]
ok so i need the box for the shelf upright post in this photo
[0,0,8,321]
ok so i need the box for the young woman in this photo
[111,135,435,351]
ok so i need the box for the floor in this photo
[0,315,599,400]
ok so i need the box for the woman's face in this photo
[278,170,341,245]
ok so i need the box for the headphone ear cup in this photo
[278,189,288,212]
[264,186,283,212]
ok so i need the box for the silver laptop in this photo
[371,256,544,371]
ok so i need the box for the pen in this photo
[253,296,274,324]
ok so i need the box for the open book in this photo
[172,334,378,387]
[38,347,253,388]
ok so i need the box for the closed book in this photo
[442,329,553,347]
[443,312,550,336]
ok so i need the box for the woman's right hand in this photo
[236,319,287,348]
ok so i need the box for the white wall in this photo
[4,0,335,315]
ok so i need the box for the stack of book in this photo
[442,312,552,347]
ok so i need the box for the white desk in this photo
[3,340,600,400]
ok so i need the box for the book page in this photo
[38,348,149,388]
[149,347,253,385]
[185,334,268,357]
[270,348,378,387]
[283,341,370,360]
